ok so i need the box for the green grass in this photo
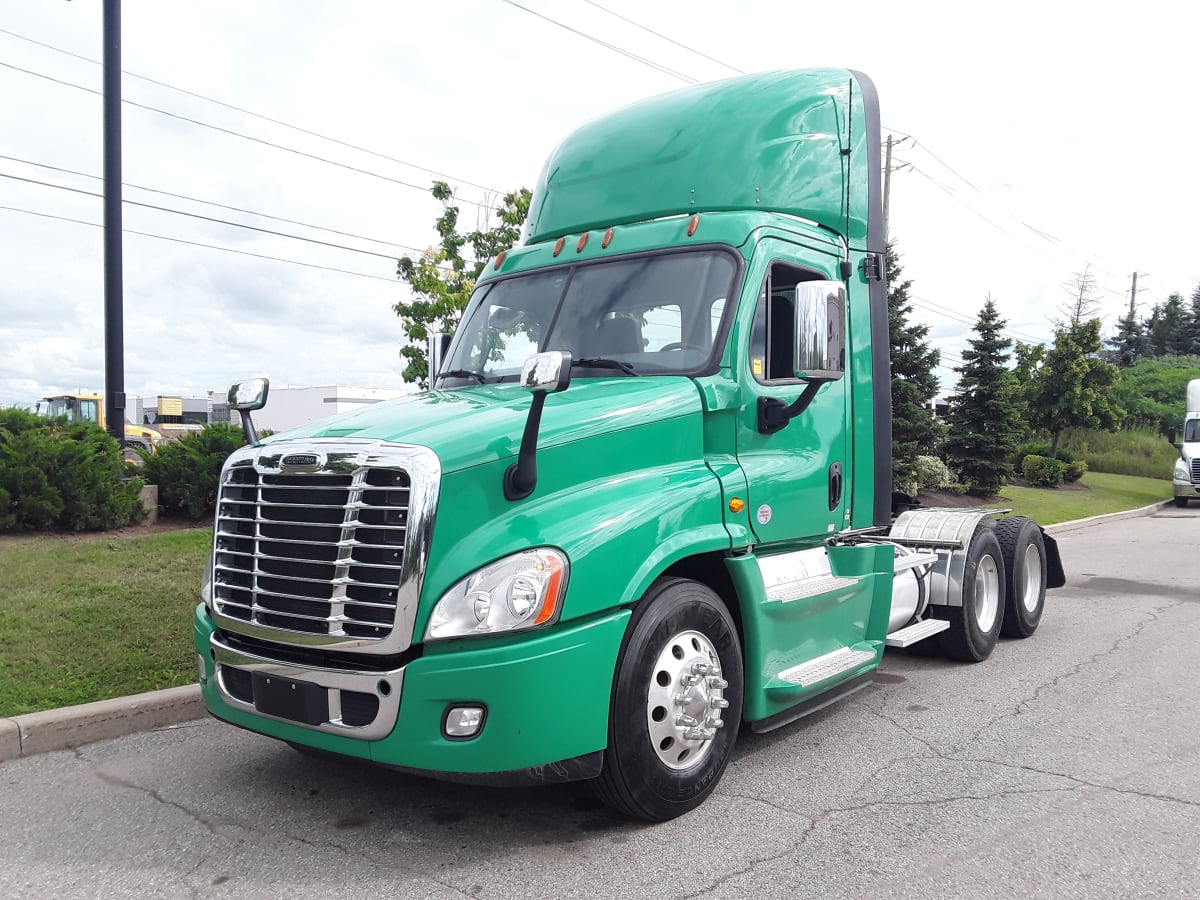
[1059,426,1179,479]
[998,471,1172,525]
[0,526,211,717]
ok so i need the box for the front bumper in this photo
[1173,480,1199,500]
[194,604,629,777]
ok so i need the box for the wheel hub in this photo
[646,630,728,770]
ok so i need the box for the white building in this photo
[252,385,416,434]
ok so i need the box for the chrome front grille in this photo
[1191,458,1200,484]
[210,440,440,655]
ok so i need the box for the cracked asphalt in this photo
[2,506,1198,899]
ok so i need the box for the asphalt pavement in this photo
[1,503,1198,899]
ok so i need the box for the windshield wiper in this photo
[574,357,640,376]
[437,369,486,384]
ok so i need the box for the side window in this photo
[640,304,682,351]
[749,263,843,383]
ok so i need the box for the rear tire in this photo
[592,578,743,822]
[996,517,1047,638]
[936,522,1006,662]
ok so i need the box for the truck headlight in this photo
[426,548,567,641]
[1175,459,1189,481]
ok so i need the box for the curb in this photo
[1044,498,1173,534]
[0,684,203,764]
[0,499,1173,764]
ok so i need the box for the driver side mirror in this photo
[227,378,269,444]
[504,351,573,501]
[793,281,845,381]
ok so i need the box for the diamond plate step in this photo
[778,647,876,687]
[885,618,950,648]
[766,575,859,603]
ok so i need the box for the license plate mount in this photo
[252,672,329,726]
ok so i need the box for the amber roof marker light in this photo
[687,214,700,236]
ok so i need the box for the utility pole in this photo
[103,0,125,443]
[1128,271,1147,317]
[882,135,910,244]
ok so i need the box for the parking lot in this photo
[2,506,1198,899]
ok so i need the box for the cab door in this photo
[735,243,850,547]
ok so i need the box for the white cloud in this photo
[1,0,1197,408]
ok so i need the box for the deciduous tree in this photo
[393,182,531,387]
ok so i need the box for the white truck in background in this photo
[1172,379,1200,507]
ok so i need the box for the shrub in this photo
[1012,441,1076,465]
[140,423,245,519]
[0,409,144,531]
[1022,454,1067,487]
[1063,460,1088,483]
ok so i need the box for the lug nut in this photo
[704,716,725,729]
[709,697,730,709]
[675,714,699,728]
[707,676,729,689]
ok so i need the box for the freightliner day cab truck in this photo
[196,68,1065,821]
[1172,379,1200,506]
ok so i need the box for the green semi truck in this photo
[195,68,1064,821]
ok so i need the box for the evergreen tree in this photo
[886,242,943,494]
[943,297,1022,496]
[1105,306,1148,367]
[1184,284,1200,356]
[1145,292,1187,358]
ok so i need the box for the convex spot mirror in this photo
[793,281,846,381]
[520,351,573,393]
[228,377,269,411]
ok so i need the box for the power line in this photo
[0,170,431,263]
[0,205,399,282]
[2,152,401,250]
[912,295,1048,345]
[0,60,498,212]
[0,26,503,196]
[497,0,699,83]
[576,0,744,74]
[896,137,1128,289]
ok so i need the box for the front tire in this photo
[936,522,1006,662]
[592,578,743,822]
[1175,496,1190,508]
[996,517,1047,638]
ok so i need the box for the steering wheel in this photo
[660,342,705,352]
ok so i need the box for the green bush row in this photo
[139,423,245,519]
[0,409,145,532]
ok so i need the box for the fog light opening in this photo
[196,653,208,685]
[443,705,486,740]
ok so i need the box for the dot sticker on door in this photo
[756,504,772,525]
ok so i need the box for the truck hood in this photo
[265,378,703,474]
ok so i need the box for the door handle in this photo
[828,462,843,510]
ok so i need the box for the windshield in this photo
[43,398,99,424]
[441,249,737,383]
[1185,419,1200,443]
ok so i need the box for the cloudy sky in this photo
[2,0,1197,409]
